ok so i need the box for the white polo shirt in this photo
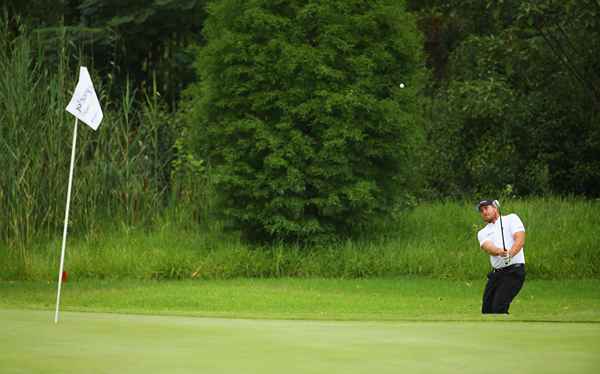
[477,213,525,269]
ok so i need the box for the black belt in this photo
[493,263,524,272]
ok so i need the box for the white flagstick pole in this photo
[55,118,79,324]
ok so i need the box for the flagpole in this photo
[55,118,79,324]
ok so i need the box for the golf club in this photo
[494,200,510,266]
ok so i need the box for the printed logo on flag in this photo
[65,67,103,130]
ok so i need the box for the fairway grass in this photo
[1,278,599,322]
[1,309,599,374]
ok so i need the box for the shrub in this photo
[186,0,425,243]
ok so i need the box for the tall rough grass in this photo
[1,197,598,281]
[0,23,210,252]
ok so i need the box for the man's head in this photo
[477,199,499,223]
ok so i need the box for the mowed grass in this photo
[1,309,600,374]
[2,278,599,322]
[1,279,599,373]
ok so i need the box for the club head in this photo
[493,200,500,208]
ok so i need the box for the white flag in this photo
[66,67,103,130]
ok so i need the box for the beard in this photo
[482,213,497,224]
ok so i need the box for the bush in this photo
[186,0,426,243]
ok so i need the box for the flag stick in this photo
[54,118,79,324]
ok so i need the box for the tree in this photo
[186,0,425,243]
[76,0,207,105]
[417,0,600,197]
[4,0,208,106]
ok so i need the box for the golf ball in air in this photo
[400,83,405,88]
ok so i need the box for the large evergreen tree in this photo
[187,0,425,242]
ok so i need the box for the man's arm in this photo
[508,231,525,257]
[480,240,507,256]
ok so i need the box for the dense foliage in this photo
[4,0,207,105]
[186,0,425,242]
[1,0,599,246]
[411,0,600,197]
[0,21,209,247]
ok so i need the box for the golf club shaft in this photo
[498,207,509,265]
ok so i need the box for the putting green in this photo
[1,309,599,374]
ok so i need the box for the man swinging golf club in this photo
[476,199,526,314]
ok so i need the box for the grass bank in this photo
[2,278,599,322]
[1,197,598,280]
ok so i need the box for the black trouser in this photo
[482,264,526,314]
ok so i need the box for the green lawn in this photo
[1,278,599,321]
[1,309,599,374]
[2,278,600,373]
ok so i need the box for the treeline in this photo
[410,0,600,198]
[1,0,599,245]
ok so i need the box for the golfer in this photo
[476,200,526,314]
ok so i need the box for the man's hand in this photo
[502,249,511,265]
[481,241,510,257]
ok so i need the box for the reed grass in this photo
[0,21,208,247]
